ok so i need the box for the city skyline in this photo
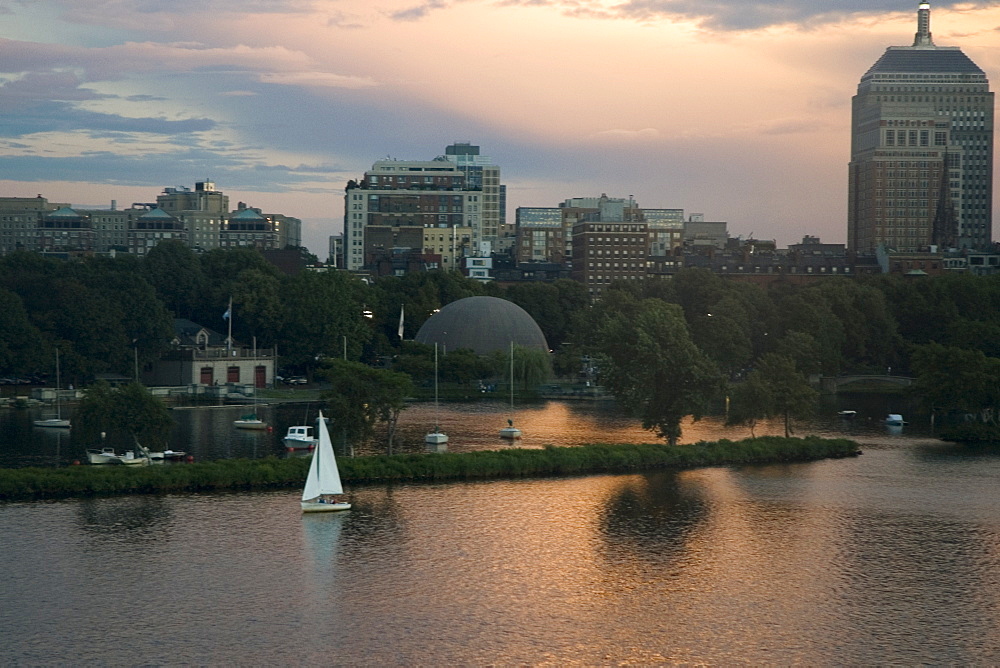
[0,1,998,256]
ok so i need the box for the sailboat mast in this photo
[509,341,514,411]
[55,348,61,420]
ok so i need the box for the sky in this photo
[1,0,999,256]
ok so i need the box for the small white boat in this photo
[233,413,268,430]
[884,413,908,426]
[499,342,522,440]
[500,419,522,440]
[425,343,448,446]
[34,417,71,429]
[837,410,857,417]
[425,430,449,445]
[34,349,71,429]
[284,425,316,449]
[301,410,351,513]
[86,447,149,466]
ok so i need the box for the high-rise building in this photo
[343,159,482,272]
[848,1,994,253]
[443,142,502,247]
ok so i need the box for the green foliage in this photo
[596,298,725,445]
[728,353,818,437]
[0,437,860,501]
[320,359,415,454]
[143,240,205,319]
[73,381,176,450]
[911,342,1000,423]
[279,270,371,372]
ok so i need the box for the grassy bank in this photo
[0,436,861,501]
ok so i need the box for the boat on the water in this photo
[301,410,351,513]
[425,343,448,447]
[884,413,908,426]
[86,447,149,466]
[499,342,521,440]
[233,413,268,430]
[34,349,71,429]
[837,410,857,417]
[283,424,316,449]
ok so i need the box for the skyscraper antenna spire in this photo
[913,1,934,47]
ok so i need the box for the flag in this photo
[223,297,232,320]
[398,304,405,340]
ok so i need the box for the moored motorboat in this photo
[86,447,149,465]
[283,425,316,449]
[884,413,908,426]
[837,410,857,417]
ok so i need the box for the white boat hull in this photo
[234,419,268,430]
[86,448,149,465]
[425,432,449,445]
[499,427,522,439]
[301,501,352,513]
[34,418,71,429]
[284,437,316,449]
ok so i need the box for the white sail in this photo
[301,411,343,501]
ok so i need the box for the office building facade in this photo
[848,1,994,253]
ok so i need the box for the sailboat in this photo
[499,341,521,439]
[301,410,351,513]
[233,384,267,430]
[34,348,71,429]
[425,342,448,446]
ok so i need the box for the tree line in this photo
[2,244,997,443]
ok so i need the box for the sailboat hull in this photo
[301,501,352,513]
[499,427,521,439]
[33,419,71,429]
[425,432,449,445]
[233,419,268,430]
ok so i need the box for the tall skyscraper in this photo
[848,2,993,253]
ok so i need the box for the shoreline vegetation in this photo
[0,436,860,502]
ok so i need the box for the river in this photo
[1,391,928,467]
[5,395,1000,664]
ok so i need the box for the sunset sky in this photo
[0,0,998,255]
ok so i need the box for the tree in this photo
[319,359,414,454]
[143,240,204,318]
[0,288,47,376]
[596,298,724,445]
[487,345,551,391]
[728,353,818,438]
[73,381,175,451]
[279,270,370,374]
[910,342,1000,424]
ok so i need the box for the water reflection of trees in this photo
[77,496,173,543]
[599,471,709,564]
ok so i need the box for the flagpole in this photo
[227,296,233,355]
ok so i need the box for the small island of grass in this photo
[0,436,860,501]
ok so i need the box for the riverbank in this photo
[0,436,860,501]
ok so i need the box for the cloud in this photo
[589,128,661,140]
[492,0,999,31]
[390,0,450,21]
[257,71,378,89]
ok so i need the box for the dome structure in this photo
[414,296,548,355]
